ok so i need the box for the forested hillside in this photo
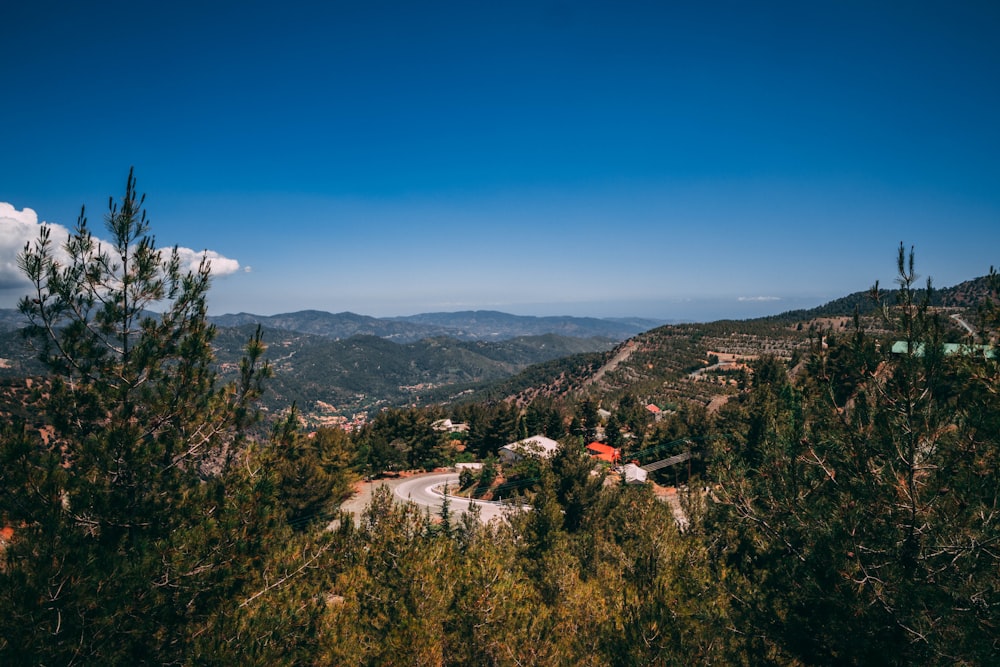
[211,327,616,418]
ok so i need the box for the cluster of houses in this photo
[498,434,648,484]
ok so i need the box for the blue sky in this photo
[2,1,998,320]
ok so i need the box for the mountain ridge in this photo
[205,309,664,343]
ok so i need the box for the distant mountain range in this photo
[206,309,665,343]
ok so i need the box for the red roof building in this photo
[586,442,621,464]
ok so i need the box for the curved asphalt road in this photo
[393,472,513,523]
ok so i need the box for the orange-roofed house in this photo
[586,442,621,464]
[646,403,661,415]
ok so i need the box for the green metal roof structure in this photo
[891,341,996,359]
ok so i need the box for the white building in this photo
[622,463,648,484]
[432,418,470,433]
[498,435,560,464]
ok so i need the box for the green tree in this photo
[271,408,358,531]
[319,486,456,665]
[455,401,522,460]
[477,455,498,493]
[0,170,272,663]
[605,412,625,449]
[524,398,566,439]
[577,397,601,442]
[616,393,650,454]
[550,439,605,533]
[357,407,448,472]
[705,246,1000,665]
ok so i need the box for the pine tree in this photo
[270,407,352,531]
[0,170,271,663]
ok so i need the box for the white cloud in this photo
[738,296,782,302]
[1,202,241,290]
[174,247,241,277]
[0,203,74,288]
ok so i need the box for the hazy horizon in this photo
[0,288,923,325]
[198,293,847,322]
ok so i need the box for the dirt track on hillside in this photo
[585,340,638,386]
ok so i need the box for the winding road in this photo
[393,472,512,523]
[340,472,515,524]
